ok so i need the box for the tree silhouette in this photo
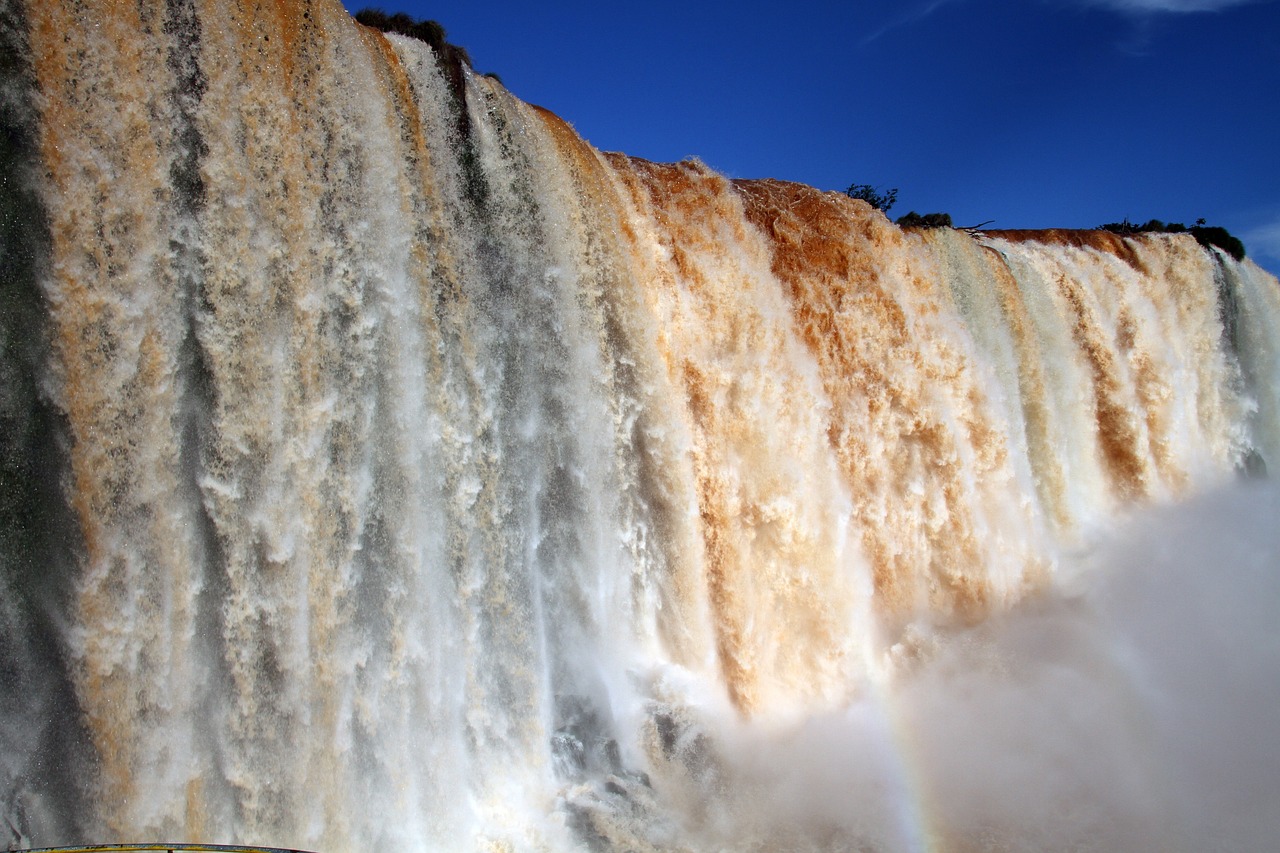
[844,184,898,214]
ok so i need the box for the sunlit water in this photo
[1,1,1278,850]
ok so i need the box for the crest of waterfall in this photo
[1,1,1278,851]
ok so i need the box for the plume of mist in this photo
[675,481,1280,852]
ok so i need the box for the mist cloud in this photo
[682,482,1280,851]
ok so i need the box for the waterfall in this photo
[2,0,1278,851]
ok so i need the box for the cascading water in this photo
[2,0,1279,851]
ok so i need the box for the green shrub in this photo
[1098,218,1245,261]
[354,8,474,69]
[845,184,898,214]
[1190,226,1246,261]
[896,211,952,229]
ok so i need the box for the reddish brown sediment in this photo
[536,116,717,672]
[734,179,1007,626]
[981,229,1237,508]
[987,228,1150,275]
[604,161,860,715]
[1056,275,1152,500]
[21,2,1272,841]
[968,237,1073,532]
[609,159,775,713]
[29,0,183,827]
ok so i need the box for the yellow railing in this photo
[16,840,317,845]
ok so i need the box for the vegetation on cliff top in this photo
[895,211,953,229]
[844,183,898,214]
[353,9,474,70]
[353,9,500,207]
[354,8,503,82]
[1099,218,1246,261]
[846,181,1247,257]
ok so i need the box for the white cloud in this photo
[1081,0,1272,12]
[1243,217,1280,266]
[858,0,1274,48]
[860,0,963,44]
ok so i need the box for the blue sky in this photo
[343,0,1280,275]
